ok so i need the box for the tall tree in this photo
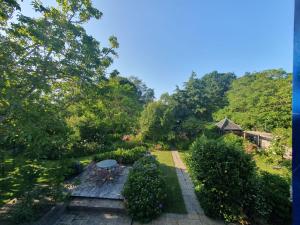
[0,0,119,157]
[214,69,292,131]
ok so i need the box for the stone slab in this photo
[68,164,129,200]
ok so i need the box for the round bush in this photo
[189,135,256,222]
[122,156,167,222]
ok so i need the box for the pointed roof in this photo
[215,118,243,131]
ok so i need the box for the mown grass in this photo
[152,151,187,214]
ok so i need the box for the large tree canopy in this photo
[139,71,236,145]
[213,69,292,131]
[0,0,152,159]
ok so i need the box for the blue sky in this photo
[20,0,294,98]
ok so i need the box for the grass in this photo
[253,153,291,180]
[152,151,187,214]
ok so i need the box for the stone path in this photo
[169,151,224,225]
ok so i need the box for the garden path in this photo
[133,151,224,225]
[169,151,224,225]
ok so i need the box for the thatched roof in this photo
[215,118,243,131]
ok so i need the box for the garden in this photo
[0,1,293,225]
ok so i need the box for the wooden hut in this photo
[215,118,243,135]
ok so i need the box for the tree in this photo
[214,69,292,132]
[0,0,119,158]
[129,76,155,104]
[139,101,175,142]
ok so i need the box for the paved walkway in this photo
[169,151,224,225]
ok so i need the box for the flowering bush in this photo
[122,156,167,222]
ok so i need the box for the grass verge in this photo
[152,151,187,214]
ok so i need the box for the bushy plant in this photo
[10,162,46,224]
[122,156,167,222]
[60,159,84,180]
[93,146,148,164]
[258,172,291,225]
[219,133,244,149]
[151,142,170,151]
[189,135,256,222]
[71,141,105,157]
[202,123,222,139]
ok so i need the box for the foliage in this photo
[139,101,175,142]
[0,0,119,158]
[122,156,167,222]
[172,71,236,121]
[189,135,256,222]
[0,1,155,221]
[93,146,147,164]
[268,127,292,159]
[214,69,292,132]
[219,133,244,149]
[138,71,235,143]
[252,153,291,180]
[9,162,48,224]
[128,76,155,104]
[246,172,291,225]
[151,142,170,151]
[188,135,292,224]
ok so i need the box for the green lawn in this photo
[253,153,291,179]
[152,151,187,214]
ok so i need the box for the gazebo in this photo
[215,118,243,135]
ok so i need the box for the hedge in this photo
[93,146,148,164]
[189,134,291,224]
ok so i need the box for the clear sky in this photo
[20,0,294,98]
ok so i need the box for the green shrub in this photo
[202,123,222,139]
[93,146,148,164]
[258,172,291,225]
[151,142,170,151]
[10,163,46,224]
[243,174,272,224]
[219,133,244,149]
[244,171,291,225]
[189,135,256,223]
[71,141,105,157]
[122,156,167,222]
[61,160,84,180]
